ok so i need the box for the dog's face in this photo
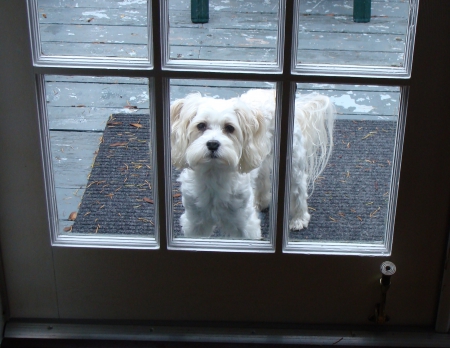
[171,93,268,173]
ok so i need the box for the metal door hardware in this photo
[370,261,396,324]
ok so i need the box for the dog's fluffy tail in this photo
[295,93,335,195]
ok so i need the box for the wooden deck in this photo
[37,0,408,236]
[38,0,409,66]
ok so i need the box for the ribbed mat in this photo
[71,114,155,236]
[289,120,396,242]
[72,115,396,243]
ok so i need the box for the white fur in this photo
[171,89,335,239]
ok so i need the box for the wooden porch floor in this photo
[37,0,408,237]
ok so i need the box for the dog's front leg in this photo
[219,207,261,240]
[289,170,310,231]
[180,208,215,237]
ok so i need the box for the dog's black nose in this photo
[206,140,220,151]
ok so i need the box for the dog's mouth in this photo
[209,151,219,159]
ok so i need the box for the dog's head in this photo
[170,93,268,173]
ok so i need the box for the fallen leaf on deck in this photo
[68,212,77,221]
[130,123,143,128]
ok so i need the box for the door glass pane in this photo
[285,83,404,254]
[295,0,416,75]
[36,0,150,61]
[45,75,156,243]
[166,0,282,69]
[168,80,278,251]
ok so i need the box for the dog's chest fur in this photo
[179,168,254,220]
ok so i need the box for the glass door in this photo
[0,0,449,330]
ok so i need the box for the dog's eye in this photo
[197,123,206,131]
[224,124,235,134]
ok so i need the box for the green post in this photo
[191,0,209,24]
[353,0,371,23]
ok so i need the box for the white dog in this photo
[170,89,334,239]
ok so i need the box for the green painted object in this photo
[353,0,371,23]
[191,0,209,23]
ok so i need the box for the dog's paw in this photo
[289,215,310,231]
[254,202,267,212]
[253,193,271,212]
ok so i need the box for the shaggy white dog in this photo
[170,89,334,239]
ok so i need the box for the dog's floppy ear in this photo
[234,101,269,173]
[170,93,201,169]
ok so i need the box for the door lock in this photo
[370,261,396,324]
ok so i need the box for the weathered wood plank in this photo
[46,75,148,84]
[170,86,400,116]
[170,80,399,92]
[178,46,403,66]
[38,0,406,12]
[169,27,277,48]
[170,0,407,13]
[170,79,274,89]
[297,83,399,92]
[297,49,403,67]
[169,10,279,30]
[45,81,150,108]
[51,131,101,188]
[169,11,406,35]
[46,80,399,116]
[168,0,279,13]
[38,0,148,9]
[39,1,408,33]
[45,79,399,131]
[39,23,147,44]
[299,0,409,17]
[298,31,405,52]
[56,187,85,224]
[196,47,276,62]
[38,7,148,26]
[42,42,149,58]
[298,15,408,35]
[45,77,399,92]
[170,45,202,59]
[48,107,150,131]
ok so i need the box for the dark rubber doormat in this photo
[71,115,396,243]
[71,114,155,236]
[289,120,397,242]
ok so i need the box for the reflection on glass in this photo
[37,0,149,59]
[297,0,410,68]
[169,80,276,240]
[168,0,280,64]
[45,75,155,237]
[288,83,400,244]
